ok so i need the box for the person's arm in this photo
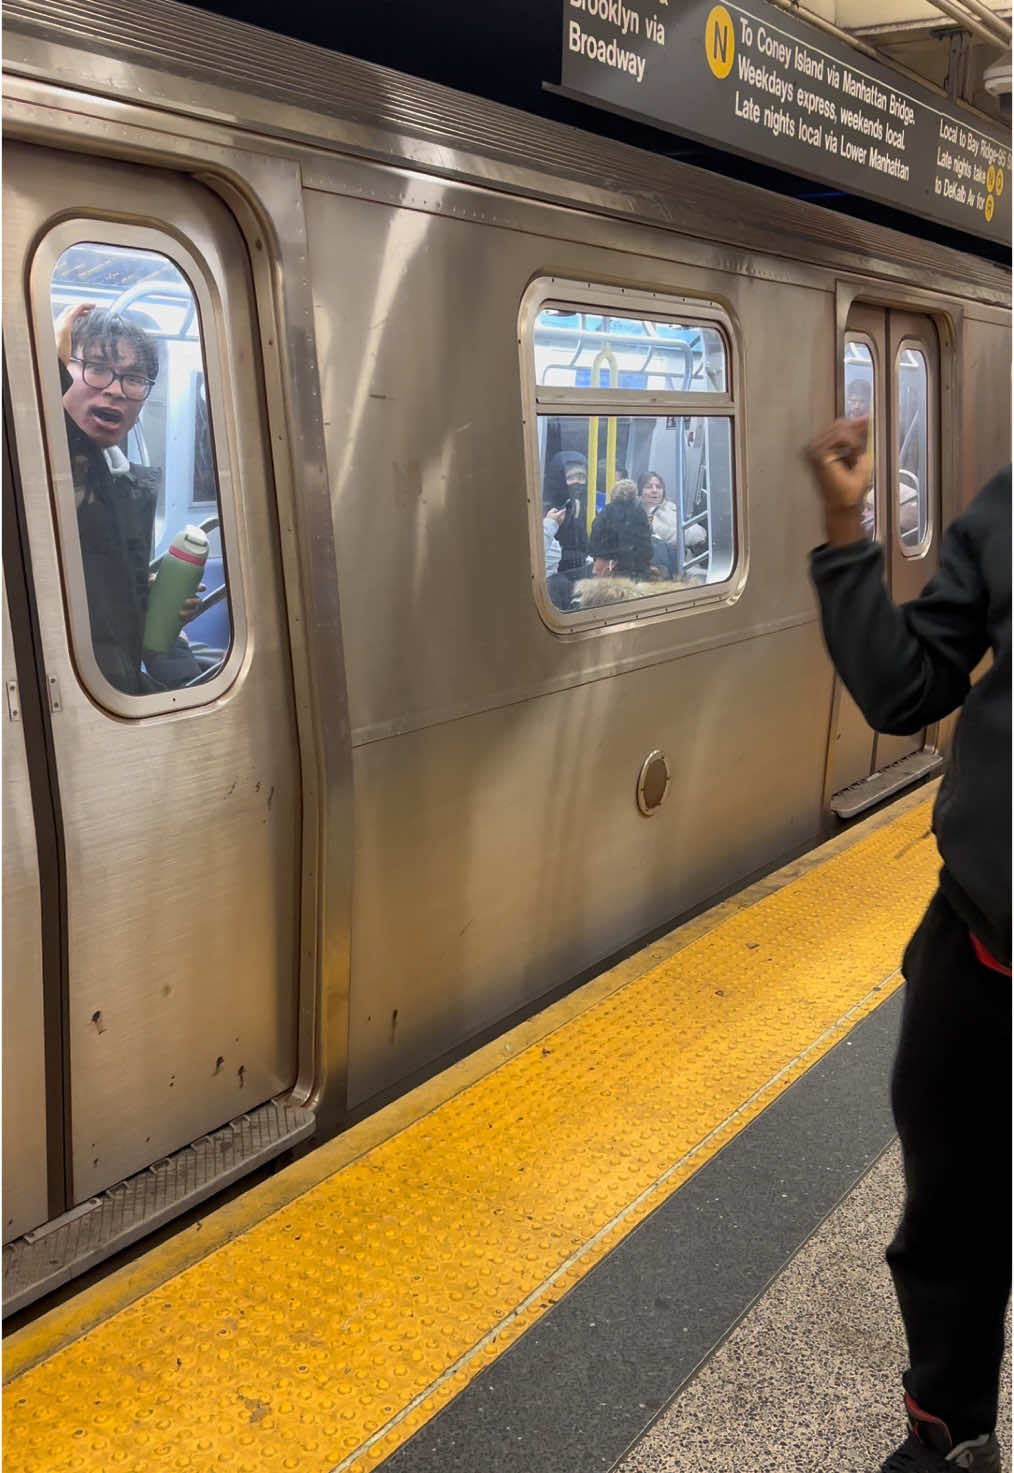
[55,302,96,396]
[806,418,989,734]
[54,302,94,366]
[544,507,565,576]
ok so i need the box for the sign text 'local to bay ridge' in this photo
[560,0,1010,244]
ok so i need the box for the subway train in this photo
[2,0,1010,1312]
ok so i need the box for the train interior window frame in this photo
[29,219,248,717]
[894,338,934,560]
[519,278,746,634]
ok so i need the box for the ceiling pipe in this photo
[924,0,1011,47]
[941,0,1012,45]
[763,0,1003,122]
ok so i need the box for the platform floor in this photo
[619,1142,1012,1473]
[6,786,1006,1473]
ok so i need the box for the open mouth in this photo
[90,406,124,427]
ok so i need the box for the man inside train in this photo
[846,377,872,422]
[805,416,1010,1473]
[56,302,202,695]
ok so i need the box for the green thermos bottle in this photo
[143,526,209,653]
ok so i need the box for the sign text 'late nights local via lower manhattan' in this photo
[559,0,1011,245]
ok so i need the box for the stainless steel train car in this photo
[2,0,1010,1311]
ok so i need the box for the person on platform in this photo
[805,415,1010,1473]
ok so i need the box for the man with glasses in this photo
[57,303,199,694]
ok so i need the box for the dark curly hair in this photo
[588,499,653,577]
[71,307,159,383]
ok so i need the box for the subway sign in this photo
[560,0,1011,245]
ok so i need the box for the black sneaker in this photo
[878,1394,1003,1472]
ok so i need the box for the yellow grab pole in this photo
[586,417,599,532]
[589,344,619,526]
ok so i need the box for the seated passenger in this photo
[606,480,676,576]
[637,470,677,542]
[571,498,657,608]
[543,451,590,607]
[611,474,673,578]
[56,302,203,694]
[637,470,707,566]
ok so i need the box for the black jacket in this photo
[542,451,589,578]
[810,466,1011,965]
[67,416,159,695]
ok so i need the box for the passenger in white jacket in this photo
[637,471,707,563]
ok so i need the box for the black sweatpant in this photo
[886,890,1012,1440]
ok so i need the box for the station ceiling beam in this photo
[835,0,1009,43]
[765,0,1011,120]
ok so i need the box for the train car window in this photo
[41,239,236,706]
[843,336,876,539]
[523,288,740,626]
[534,313,728,394]
[896,345,930,555]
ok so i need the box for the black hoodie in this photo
[543,451,589,578]
[809,466,1011,965]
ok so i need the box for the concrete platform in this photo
[618,1142,1012,1473]
[6,793,975,1473]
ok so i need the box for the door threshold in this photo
[2,1099,314,1317]
[830,747,943,820]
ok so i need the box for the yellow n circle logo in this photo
[706,6,735,79]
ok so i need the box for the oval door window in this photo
[897,345,930,556]
[50,241,234,700]
[843,336,876,539]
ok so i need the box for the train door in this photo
[2,566,50,1241]
[2,141,303,1232]
[827,306,943,817]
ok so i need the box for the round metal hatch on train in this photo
[636,750,671,816]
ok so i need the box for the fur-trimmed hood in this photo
[571,574,702,609]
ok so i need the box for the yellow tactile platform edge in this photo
[3,800,939,1473]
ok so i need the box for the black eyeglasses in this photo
[69,357,155,402]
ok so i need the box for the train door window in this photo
[521,281,742,628]
[829,305,942,804]
[896,343,931,555]
[843,335,876,539]
[33,230,241,712]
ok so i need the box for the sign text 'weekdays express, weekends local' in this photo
[560,0,1011,244]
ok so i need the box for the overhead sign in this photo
[559,0,1011,246]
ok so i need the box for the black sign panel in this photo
[560,0,1011,245]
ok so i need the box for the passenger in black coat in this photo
[586,496,653,580]
[543,450,589,581]
[805,415,1010,1473]
[64,408,160,694]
